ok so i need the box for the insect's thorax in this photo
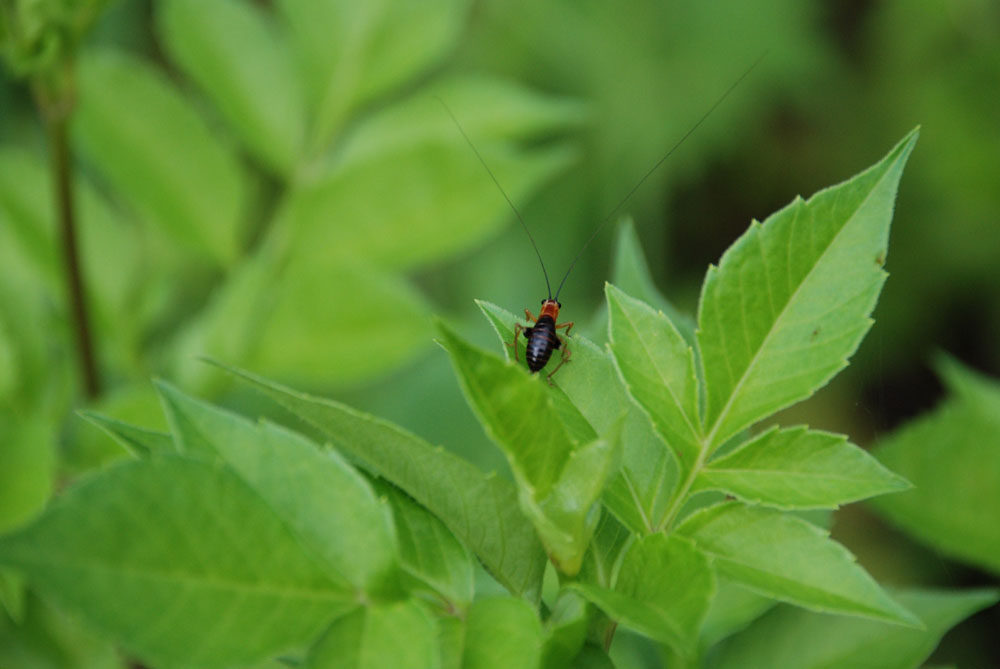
[539,299,560,321]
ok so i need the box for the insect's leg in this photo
[524,309,538,323]
[545,335,573,384]
[507,322,525,362]
[555,321,574,334]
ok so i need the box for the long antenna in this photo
[552,51,768,300]
[436,97,554,299]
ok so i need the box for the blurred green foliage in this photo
[1,0,999,666]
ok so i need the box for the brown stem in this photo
[45,106,100,398]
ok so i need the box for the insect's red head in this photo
[540,299,560,319]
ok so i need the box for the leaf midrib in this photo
[704,168,893,448]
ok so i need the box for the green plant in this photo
[2,127,993,668]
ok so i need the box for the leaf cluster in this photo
[3,128,992,668]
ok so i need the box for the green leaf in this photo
[573,534,714,658]
[607,283,701,468]
[215,361,546,600]
[699,578,775,650]
[611,219,696,345]
[570,644,616,669]
[0,568,25,623]
[172,249,431,390]
[677,502,920,626]
[155,381,399,595]
[0,591,123,669]
[477,299,678,534]
[248,259,432,386]
[74,49,246,264]
[694,425,911,509]
[578,513,632,590]
[439,322,618,574]
[77,410,175,458]
[0,414,54,535]
[0,148,142,345]
[281,87,578,272]
[0,457,354,667]
[697,129,919,449]
[157,0,306,175]
[63,384,170,475]
[277,0,470,149]
[710,588,999,669]
[306,599,439,669]
[870,360,1000,575]
[375,481,475,610]
[439,316,588,490]
[541,590,589,668]
[463,597,543,669]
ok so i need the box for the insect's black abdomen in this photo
[525,315,560,372]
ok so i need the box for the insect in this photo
[440,53,765,383]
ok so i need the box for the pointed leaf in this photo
[375,481,475,610]
[215,361,546,600]
[78,410,175,458]
[463,597,543,669]
[699,578,775,649]
[277,0,470,149]
[695,425,911,509]
[870,361,1000,575]
[282,91,577,272]
[711,588,999,669]
[439,323,614,573]
[74,49,246,264]
[578,512,633,590]
[572,535,714,658]
[0,457,353,667]
[611,219,696,345]
[158,0,306,174]
[478,300,678,534]
[306,599,439,669]
[677,502,919,626]
[155,381,398,594]
[607,283,701,467]
[697,130,919,449]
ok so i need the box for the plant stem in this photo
[657,446,709,533]
[41,88,100,398]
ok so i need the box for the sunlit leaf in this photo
[463,597,543,669]
[677,502,919,626]
[0,457,354,666]
[306,599,439,669]
[216,362,547,600]
[77,410,174,458]
[156,381,399,595]
[478,299,678,534]
[439,323,618,574]
[573,534,714,658]
[375,481,475,610]
[695,425,911,509]
[607,283,701,468]
[698,129,919,449]
[610,218,695,345]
